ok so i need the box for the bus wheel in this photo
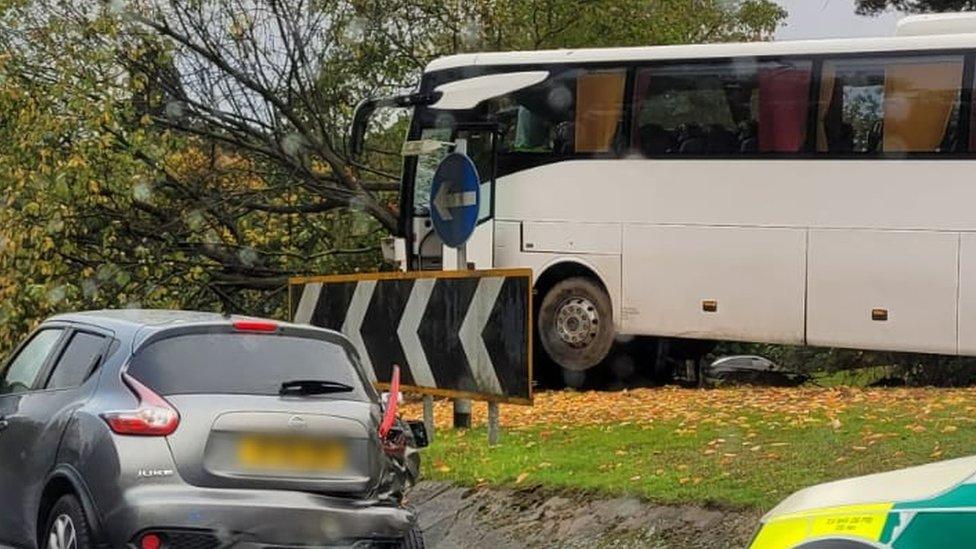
[538,277,614,375]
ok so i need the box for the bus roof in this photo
[425,32,976,73]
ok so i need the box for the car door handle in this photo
[0,417,8,431]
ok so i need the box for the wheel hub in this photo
[554,297,600,349]
[48,514,77,549]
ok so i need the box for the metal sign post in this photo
[430,140,482,431]
[451,140,472,429]
[487,400,500,445]
[423,394,435,444]
[447,141,499,444]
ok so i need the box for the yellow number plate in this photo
[237,436,347,471]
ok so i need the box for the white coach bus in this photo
[352,13,976,381]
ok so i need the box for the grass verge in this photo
[405,387,976,510]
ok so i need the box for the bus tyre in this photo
[538,277,614,374]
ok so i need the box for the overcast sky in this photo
[775,0,901,40]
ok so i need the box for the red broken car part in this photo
[379,364,401,438]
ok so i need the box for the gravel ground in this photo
[410,481,761,548]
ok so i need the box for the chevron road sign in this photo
[288,269,533,404]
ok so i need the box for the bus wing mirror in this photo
[349,92,442,159]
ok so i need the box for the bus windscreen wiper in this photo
[279,379,354,396]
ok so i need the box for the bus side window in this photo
[817,55,964,154]
[632,59,812,157]
[489,73,576,155]
[488,67,627,165]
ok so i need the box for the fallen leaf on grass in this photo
[400,386,976,434]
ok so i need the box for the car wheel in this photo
[43,495,91,549]
[538,277,614,374]
[398,525,425,549]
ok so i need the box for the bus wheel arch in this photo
[534,261,615,376]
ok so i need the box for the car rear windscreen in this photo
[127,333,368,398]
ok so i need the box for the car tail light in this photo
[101,373,180,436]
[232,319,278,332]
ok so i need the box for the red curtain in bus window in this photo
[758,65,811,153]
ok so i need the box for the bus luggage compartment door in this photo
[807,229,958,355]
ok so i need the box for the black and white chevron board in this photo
[289,269,533,404]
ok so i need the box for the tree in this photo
[856,0,976,15]
[0,0,786,350]
[378,0,785,51]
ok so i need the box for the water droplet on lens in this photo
[611,355,635,380]
[349,194,366,212]
[562,369,585,389]
[547,86,572,111]
[82,279,99,299]
[435,113,456,128]
[344,17,366,42]
[46,285,67,305]
[281,133,304,156]
[185,210,205,230]
[164,101,185,120]
[237,247,258,267]
[461,21,480,47]
[133,181,152,202]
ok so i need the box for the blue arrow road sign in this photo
[430,152,481,248]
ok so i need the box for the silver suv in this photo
[0,310,426,548]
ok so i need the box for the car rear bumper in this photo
[103,484,415,547]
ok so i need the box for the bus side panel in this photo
[521,221,621,255]
[620,225,806,344]
[443,219,494,269]
[955,234,976,356]
[495,160,976,233]
[494,220,623,327]
[807,229,958,355]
